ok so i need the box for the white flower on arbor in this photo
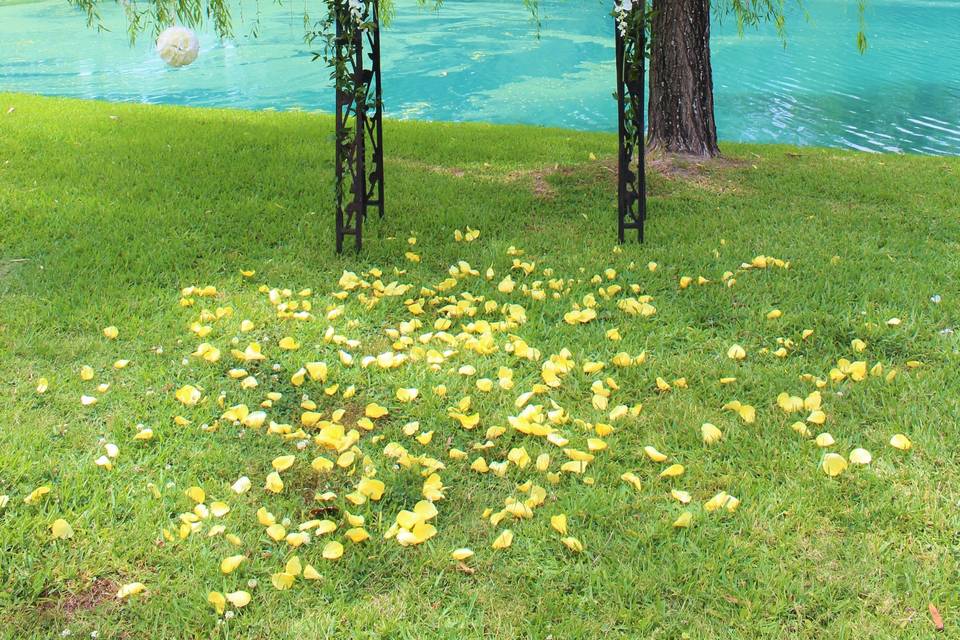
[156,26,200,68]
[615,0,635,36]
[345,0,367,24]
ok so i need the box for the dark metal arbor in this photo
[333,0,384,253]
[333,1,647,252]
[615,4,647,243]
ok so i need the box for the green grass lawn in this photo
[1,92,959,640]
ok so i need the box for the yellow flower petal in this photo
[208,591,226,615]
[285,556,302,576]
[620,472,642,492]
[225,590,251,607]
[116,582,146,599]
[492,529,514,550]
[23,485,51,504]
[278,336,300,351]
[643,446,667,462]
[271,572,295,590]
[345,527,370,543]
[175,385,202,407]
[889,434,912,451]
[232,476,251,494]
[659,464,685,479]
[220,554,246,574]
[550,514,568,535]
[451,548,474,561]
[265,471,284,493]
[561,536,583,553]
[322,541,344,560]
[727,344,746,361]
[272,455,296,472]
[821,453,848,477]
[396,387,419,402]
[815,432,835,447]
[701,423,722,445]
[365,403,389,419]
[50,518,74,540]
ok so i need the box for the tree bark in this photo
[647,0,720,157]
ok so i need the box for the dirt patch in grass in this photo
[647,151,748,195]
[394,152,747,200]
[391,158,469,181]
[39,577,118,620]
[505,165,579,200]
[0,257,29,281]
[391,157,574,200]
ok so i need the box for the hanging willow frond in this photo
[66,0,866,53]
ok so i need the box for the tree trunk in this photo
[647,0,720,157]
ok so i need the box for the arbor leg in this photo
[334,1,383,253]
[616,3,647,244]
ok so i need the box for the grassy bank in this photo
[1,92,959,639]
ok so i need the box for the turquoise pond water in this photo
[1,0,959,155]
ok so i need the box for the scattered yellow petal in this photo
[701,423,722,445]
[23,485,51,505]
[322,541,344,560]
[643,446,667,462]
[815,432,835,447]
[208,591,226,615]
[561,537,583,553]
[116,582,146,599]
[175,385,202,407]
[821,453,848,477]
[265,471,284,493]
[659,464,685,479]
[492,529,514,549]
[727,344,746,361]
[272,455,296,472]
[550,514,568,535]
[451,548,474,561]
[51,518,74,540]
[889,434,912,451]
[279,336,300,350]
[365,403,389,419]
[220,554,246,574]
[620,472,642,492]
[271,572,295,590]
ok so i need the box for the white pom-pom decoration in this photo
[156,26,199,68]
